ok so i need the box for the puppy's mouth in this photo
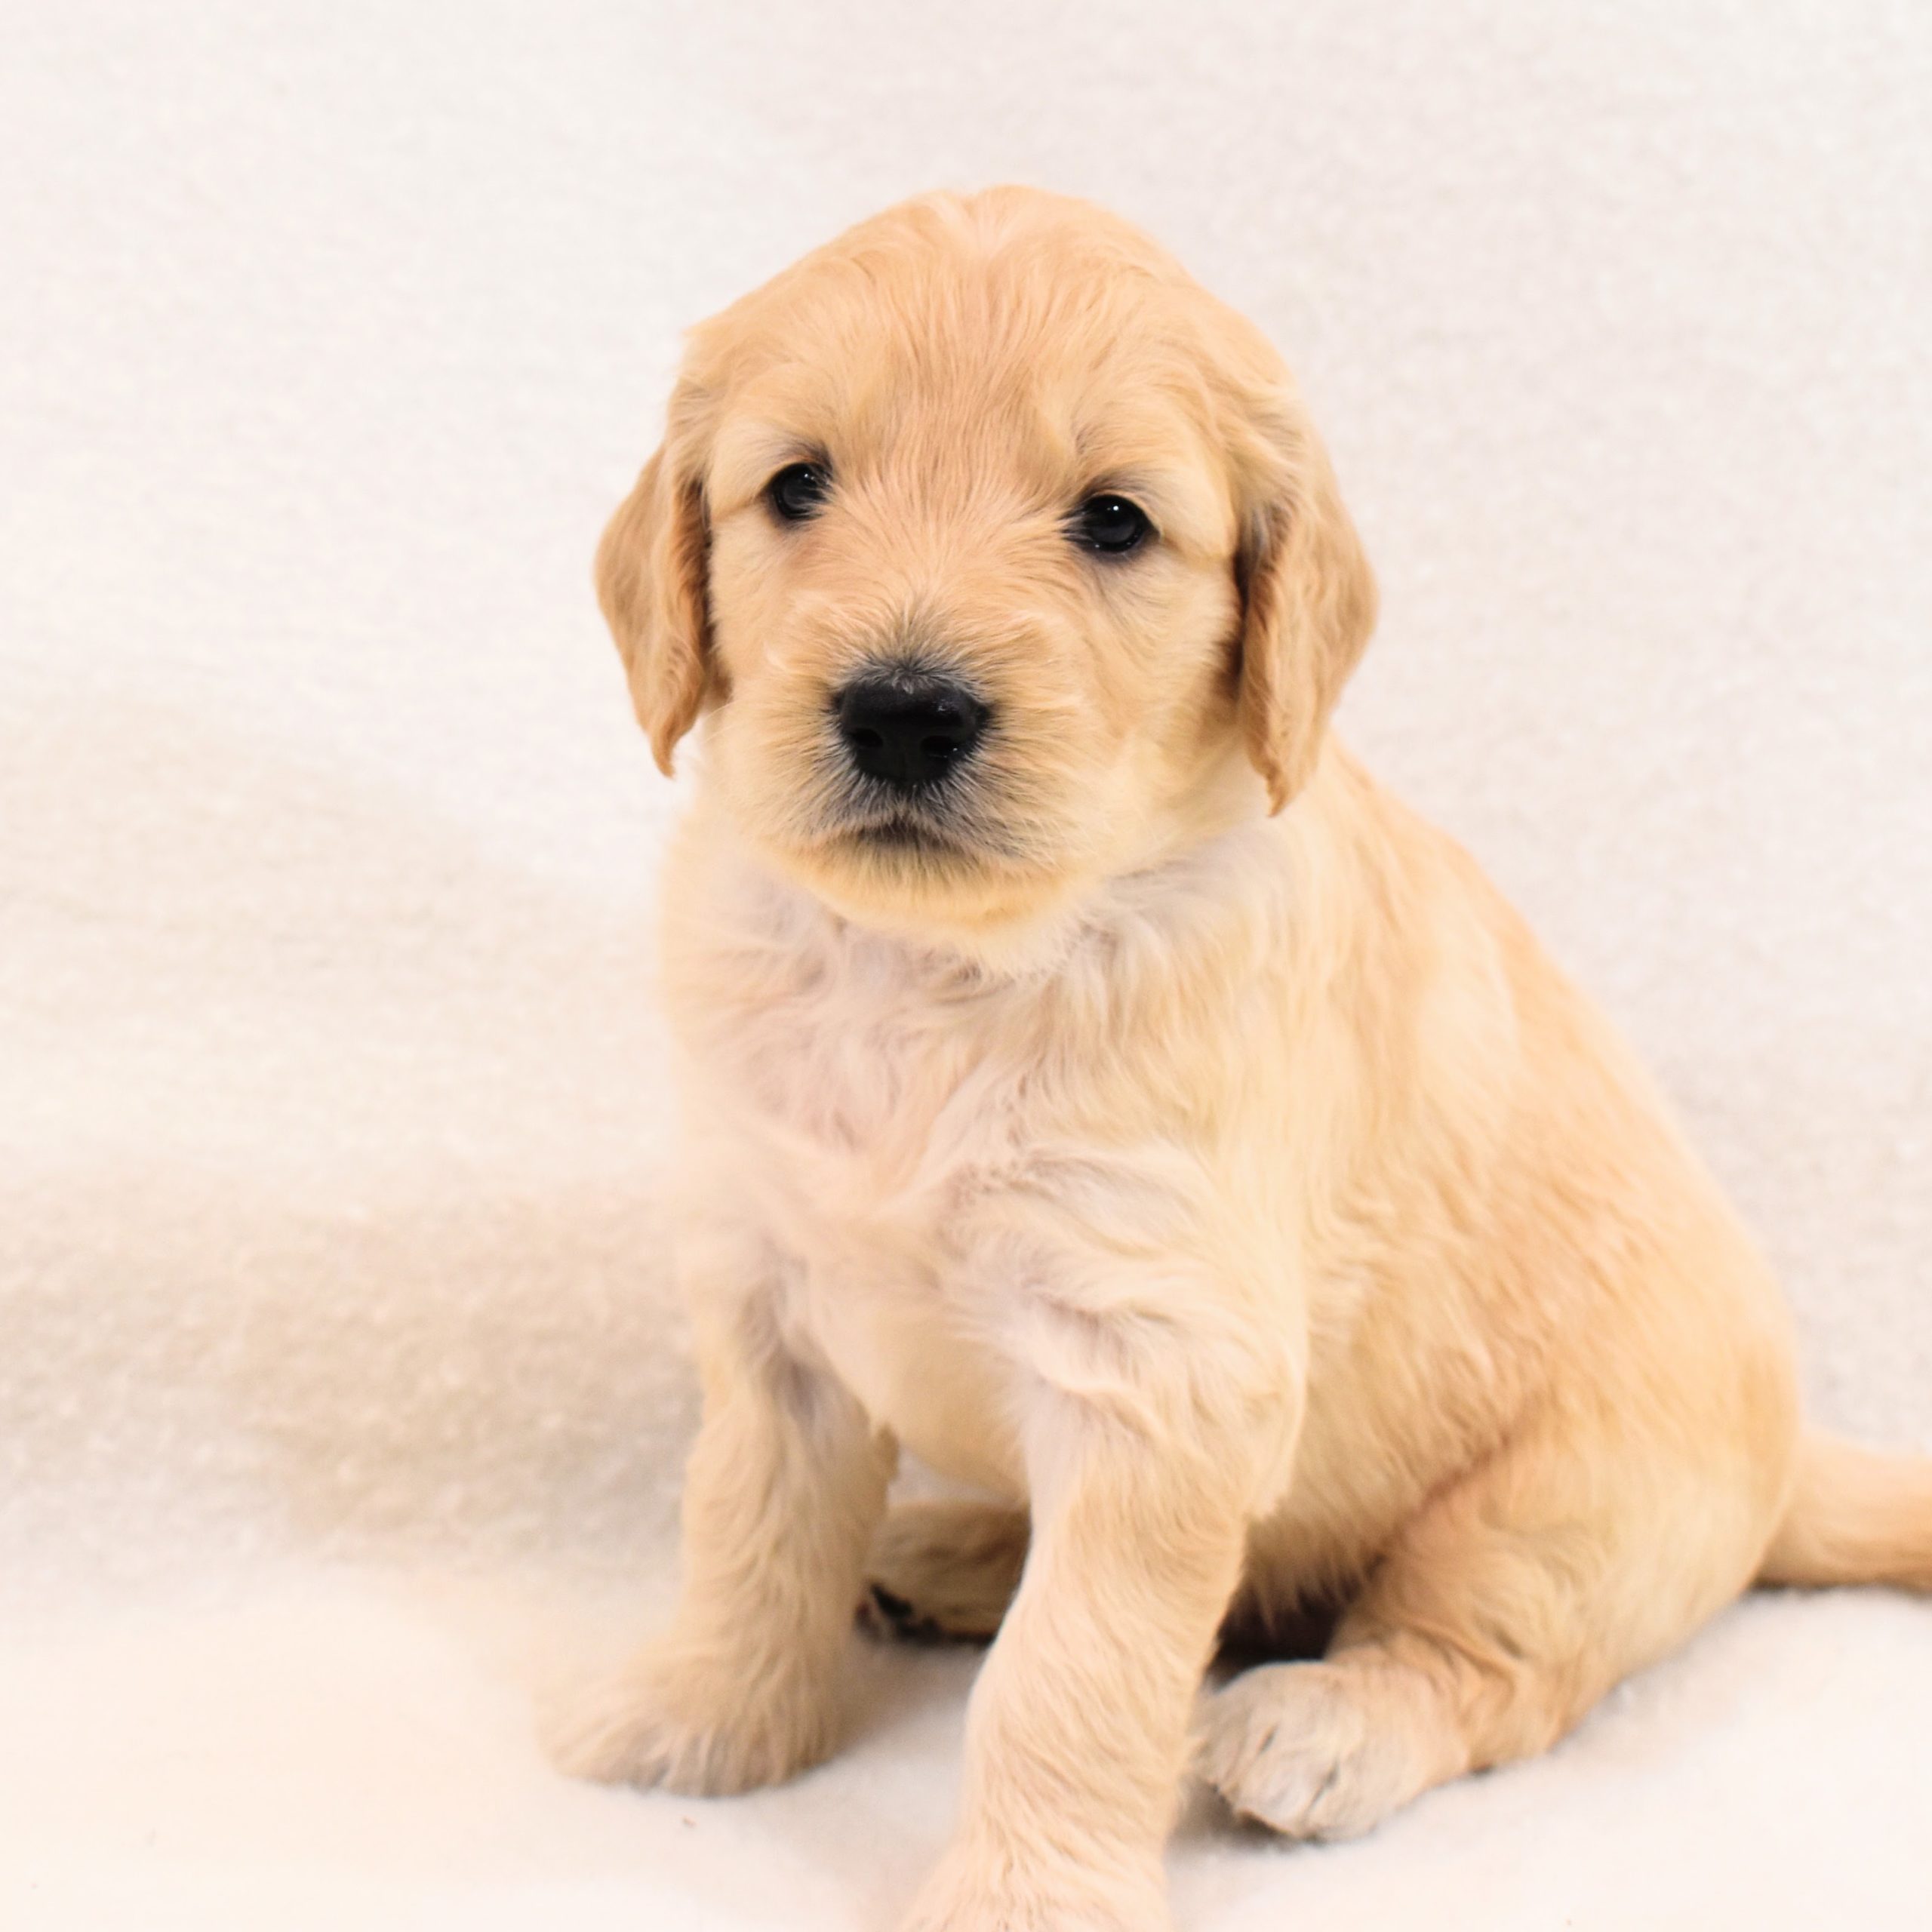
[811,761,1040,872]
[837,810,975,860]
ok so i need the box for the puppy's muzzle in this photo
[835,670,989,793]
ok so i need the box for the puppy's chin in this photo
[759,818,1094,969]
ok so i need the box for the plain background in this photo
[2,3,1928,1926]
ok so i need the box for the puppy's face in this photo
[599,190,1376,946]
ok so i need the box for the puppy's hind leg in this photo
[1198,1397,1786,1840]
[863,1497,1030,1641]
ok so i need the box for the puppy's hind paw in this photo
[1195,1659,1451,1842]
[861,1498,1029,1643]
[860,1580,951,1644]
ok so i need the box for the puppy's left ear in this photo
[1234,406,1378,812]
[595,380,717,776]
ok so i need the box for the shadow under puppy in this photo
[556,187,1932,1932]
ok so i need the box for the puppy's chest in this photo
[681,939,1043,1488]
[691,940,1035,1275]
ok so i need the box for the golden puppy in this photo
[558,187,1932,1930]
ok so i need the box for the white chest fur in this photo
[666,857,1057,1490]
[660,817,1309,1499]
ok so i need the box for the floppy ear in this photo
[1235,411,1378,813]
[594,386,716,776]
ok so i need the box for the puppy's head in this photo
[598,189,1375,944]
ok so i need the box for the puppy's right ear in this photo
[595,386,715,776]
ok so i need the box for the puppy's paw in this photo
[900,1844,1168,1932]
[546,1642,838,1797]
[861,1498,1029,1643]
[1196,1659,1450,1841]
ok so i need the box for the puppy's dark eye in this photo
[766,462,830,521]
[1071,494,1153,556]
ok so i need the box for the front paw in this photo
[547,1641,838,1796]
[901,1845,1170,1932]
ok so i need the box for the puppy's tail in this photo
[1758,1429,1932,1592]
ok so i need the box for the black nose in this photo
[835,672,989,792]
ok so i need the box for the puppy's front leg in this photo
[555,1225,894,1795]
[906,1275,1289,1932]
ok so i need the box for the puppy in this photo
[558,188,1932,1931]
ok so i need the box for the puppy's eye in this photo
[1071,494,1153,556]
[766,462,830,522]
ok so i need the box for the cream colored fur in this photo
[552,188,1930,1932]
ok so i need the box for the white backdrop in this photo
[3,5,1929,1927]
